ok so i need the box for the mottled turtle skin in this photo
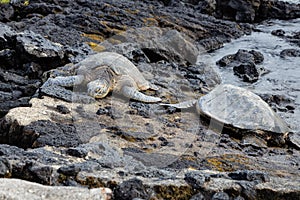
[161,84,289,142]
[42,52,161,102]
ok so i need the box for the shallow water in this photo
[203,18,300,133]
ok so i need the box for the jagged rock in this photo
[184,171,210,189]
[287,132,300,150]
[0,22,16,50]
[217,49,265,82]
[15,30,67,69]
[190,192,205,200]
[101,27,200,66]
[0,3,14,22]
[228,170,270,182]
[0,157,11,177]
[0,178,112,200]
[233,62,261,83]
[212,191,230,200]
[1,96,100,148]
[271,29,285,37]
[113,178,149,200]
[255,177,300,200]
[259,0,300,21]
[215,0,300,22]
[280,49,300,58]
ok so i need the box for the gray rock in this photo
[0,178,111,200]
[189,192,205,200]
[212,191,230,200]
[233,62,260,83]
[184,171,210,189]
[102,27,199,66]
[15,30,67,69]
[0,157,11,177]
[280,49,300,58]
[113,178,149,200]
[0,22,16,49]
[255,177,300,200]
[217,49,265,83]
[287,132,300,150]
[228,170,270,182]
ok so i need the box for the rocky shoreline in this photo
[0,0,299,199]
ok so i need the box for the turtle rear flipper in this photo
[120,86,162,102]
[115,76,161,103]
[159,99,197,109]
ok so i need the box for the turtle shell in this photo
[75,52,150,89]
[196,84,289,134]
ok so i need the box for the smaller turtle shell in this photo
[196,84,289,134]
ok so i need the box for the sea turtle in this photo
[160,84,290,145]
[41,52,161,102]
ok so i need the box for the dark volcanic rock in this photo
[228,170,270,182]
[280,49,300,58]
[215,0,300,22]
[190,192,205,200]
[15,30,67,70]
[0,22,16,50]
[184,171,210,189]
[287,132,300,150]
[0,157,11,178]
[212,191,230,200]
[233,62,260,83]
[217,49,265,82]
[113,178,149,200]
[271,29,285,37]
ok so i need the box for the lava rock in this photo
[233,62,260,83]
[0,157,11,178]
[280,49,300,58]
[66,147,88,158]
[212,191,230,200]
[287,132,300,150]
[15,30,67,69]
[190,192,205,200]
[0,49,16,67]
[58,164,81,176]
[0,178,111,200]
[216,0,300,22]
[0,22,16,49]
[23,120,80,148]
[271,29,285,37]
[56,104,70,114]
[184,171,210,189]
[113,178,149,200]
[39,85,95,103]
[228,170,270,182]
[217,49,265,82]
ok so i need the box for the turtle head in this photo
[87,79,110,98]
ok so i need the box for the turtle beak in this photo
[87,80,110,98]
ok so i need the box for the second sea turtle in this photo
[161,84,290,146]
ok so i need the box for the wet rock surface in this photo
[217,49,266,82]
[0,0,299,199]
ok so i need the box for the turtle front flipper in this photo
[42,75,84,88]
[116,76,162,103]
[159,99,197,109]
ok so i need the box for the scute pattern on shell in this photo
[196,84,289,134]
